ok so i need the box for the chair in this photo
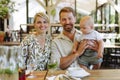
[110,48,120,68]
[103,47,120,68]
[103,48,120,69]
[102,48,113,68]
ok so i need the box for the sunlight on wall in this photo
[10,0,45,32]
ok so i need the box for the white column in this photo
[4,19,7,32]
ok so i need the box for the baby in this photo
[73,16,104,69]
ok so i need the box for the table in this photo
[26,71,47,80]
[104,44,120,48]
[0,42,20,46]
[83,69,120,80]
[26,69,120,80]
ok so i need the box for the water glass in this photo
[27,62,37,78]
[47,60,58,76]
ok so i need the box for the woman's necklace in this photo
[36,34,46,49]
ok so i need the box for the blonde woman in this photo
[20,12,51,71]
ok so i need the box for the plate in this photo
[55,74,81,80]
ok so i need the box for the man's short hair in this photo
[59,7,76,18]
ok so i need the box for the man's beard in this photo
[63,24,74,32]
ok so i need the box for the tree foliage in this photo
[0,0,17,18]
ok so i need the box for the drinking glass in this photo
[47,60,58,76]
[27,61,37,78]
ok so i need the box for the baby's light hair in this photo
[80,16,94,27]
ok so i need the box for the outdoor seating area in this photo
[0,0,120,80]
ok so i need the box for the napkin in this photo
[46,76,56,80]
[66,67,90,78]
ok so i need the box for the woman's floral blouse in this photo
[20,34,51,71]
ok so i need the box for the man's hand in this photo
[87,40,98,52]
[76,40,88,57]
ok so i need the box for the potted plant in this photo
[0,0,17,19]
[0,31,5,42]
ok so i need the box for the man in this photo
[51,7,89,70]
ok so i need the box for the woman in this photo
[20,12,51,71]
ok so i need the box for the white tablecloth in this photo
[0,46,24,70]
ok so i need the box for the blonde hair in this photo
[80,16,94,26]
[33,12,49,23]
